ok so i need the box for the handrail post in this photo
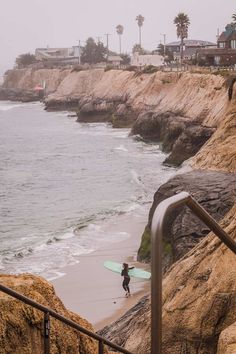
[98,340,104,354]
[44,312,50,354]
[151,192,190,354]
[151,209,162,354]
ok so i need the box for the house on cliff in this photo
[166,39,216,61]
[197,23,236,66]
[131,52,164,67]
[35,46,81,65]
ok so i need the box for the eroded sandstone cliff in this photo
[0,274,100,354]
[2,67,230,164]
[192,84,236,173]
[45,69,229,165]
[3,68,70,94]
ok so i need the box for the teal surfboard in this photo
[104,261,151,280]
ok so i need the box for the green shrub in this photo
[104,65,114,72]
[142,65,158,74]
[71,65,84,73]
[138,227,151,261]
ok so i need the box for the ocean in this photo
[0,101,176,280]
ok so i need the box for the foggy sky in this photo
[0,0,235,74]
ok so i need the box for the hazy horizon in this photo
[0,0,235,74]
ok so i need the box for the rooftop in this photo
[166,40,216,47]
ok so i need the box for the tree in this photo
[116,25,124,54]
[120,54,131,65]
[232,13,236,23]
[15,53,36,68]
[174,12,190,62]
[136,14,145,47]
[132,43,145,54]
[157,44,173,62]
[81,37,106,64]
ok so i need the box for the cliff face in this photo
[2,68,229,164]
[46,70,227,127]
[3,68,70,94]
[2,68,229,129]
[192,84,236,173]
[0,274,99,354]
[44,69,229,164]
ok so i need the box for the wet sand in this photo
[52,213,151,330]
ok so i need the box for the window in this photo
[219,42,225,48]
[231,40,236,49]
[214,56,221,65]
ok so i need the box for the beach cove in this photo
[1,64,235,353]
[0,100,176,329]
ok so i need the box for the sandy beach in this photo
[52,212,151,330]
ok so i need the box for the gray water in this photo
[0,101,176,280]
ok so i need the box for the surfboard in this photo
[104,261,151,280]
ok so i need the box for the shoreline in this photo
[52,212,151,330]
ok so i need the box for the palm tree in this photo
[174,12,190,62]
[116,25,124,54]
[136,15,145,47]
[232,13,236,23]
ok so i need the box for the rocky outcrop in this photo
[138,170,236,266]
[1,68,70,102]
[217,321,236,353]
[131,111,215,165]
[0,274,99,354]
[101,203,236,353]
[0,87,40,102]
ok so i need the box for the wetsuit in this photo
[121,267,134,294]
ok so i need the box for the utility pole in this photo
[78,40,81,65]
[160,33,166,56]
[216,28,220,43]
[104,33,111,62]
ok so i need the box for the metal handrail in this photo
[151,191,236,354]
[0,282,131,354]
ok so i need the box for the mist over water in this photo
[0,102,176,280]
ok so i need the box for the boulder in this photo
[131,112,215,166]
[0,87,40,102]
[138,170,236,269]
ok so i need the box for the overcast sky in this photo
[0,0,235,74]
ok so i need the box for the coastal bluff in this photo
[1,67,230,166]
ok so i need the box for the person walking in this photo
[121,263,134,297]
